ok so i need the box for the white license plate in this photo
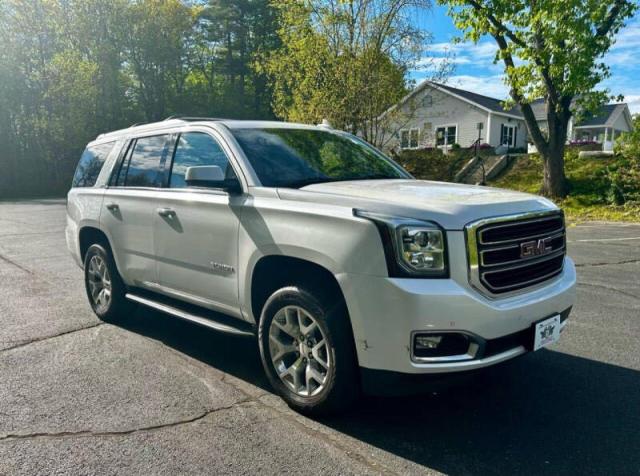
[533,315,561,351]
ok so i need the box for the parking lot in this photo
[0,199,639,475]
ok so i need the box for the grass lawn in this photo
[491,152,640,223]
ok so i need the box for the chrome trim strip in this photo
[481,248,566,275]
[481,265,564,292]
[478,216,564,245]
[479,231,566,267]
[410,346,527,372]
[465,209,565,299]
[126,293,254,337]
[140,281,242,318]
[409,330,480,363]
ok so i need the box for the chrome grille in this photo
[466,211,566,296]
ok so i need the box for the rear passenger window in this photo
[169,133,235,188]
[72,142,115,188]
[123,135,169,187]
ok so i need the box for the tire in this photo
[84,243,133,322]
[258,286,359,416]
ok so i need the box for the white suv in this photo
[67,118,576,414]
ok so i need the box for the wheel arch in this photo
[77,226,121,273]
[249,254,348,327]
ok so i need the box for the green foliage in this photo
[391,147,489,182]
[493,151,640,222]
[438,0,636,198]
[0,0,280,198]
[262,0,429,142]
[606,115,640,205]
[440,0,635,106]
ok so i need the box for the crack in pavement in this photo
[0,230,62,239]
[125,325,396,473]
[0,322,104,353]
[0,399,254,443]
[578,281,640,301]
[0,252,32,274]
[254,395,401,476]
[574,259,640,268]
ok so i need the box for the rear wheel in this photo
[258,286,358,415]
[84,244,133,322]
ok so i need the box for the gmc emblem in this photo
[520,238,553,258]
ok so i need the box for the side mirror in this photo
[185,165,241,193]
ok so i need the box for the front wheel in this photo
[258,286,358,415]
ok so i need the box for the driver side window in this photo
[169,132,236,188]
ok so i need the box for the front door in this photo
[153,130,242,318]
[501,125,516,147]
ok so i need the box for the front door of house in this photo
[501,125,516,147]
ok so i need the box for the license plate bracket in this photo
[532,314,561,351]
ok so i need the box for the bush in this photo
[392,148,458,181]
[392,145,496,181]
[607,117,640,204]
[568,140,600,148]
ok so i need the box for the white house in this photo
[378,81,528,153]
[530,99,633,152]
[379,81,633,154]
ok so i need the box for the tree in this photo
[439,0,636,198]
[190,0,280,118]
[262,0,434,146]
[124,0,197,121]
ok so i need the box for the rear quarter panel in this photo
[66,188,106,267]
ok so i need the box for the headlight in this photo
[354,210,448,278]
[397,225,445,273]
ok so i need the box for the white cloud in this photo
[421,40,499,68]
[411,18,640,109]
[610,19,640,50]
[444,74,509,99]
[625,96,640,115]
[602,18,640,69]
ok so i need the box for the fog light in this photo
[412,332,473,360]
[415,335,442,350]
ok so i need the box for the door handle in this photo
[157,207,176,218]
[105,202,119,211]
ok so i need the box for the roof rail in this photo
[163,115,227,122]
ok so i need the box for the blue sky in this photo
[409,6,640,114]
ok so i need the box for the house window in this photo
[422,95,433,107]
[500,124,516,147]
[436,125,457,146]
[400,128,420,149]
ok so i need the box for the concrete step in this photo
[458,155,505,185]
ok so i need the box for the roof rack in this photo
[163,115,227,122]
[95,116,228,140]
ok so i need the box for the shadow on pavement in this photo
[119,307,640,475]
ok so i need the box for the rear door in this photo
[101,133,172,288]
[152,129,243,318]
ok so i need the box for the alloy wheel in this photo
[87,254,112,313]
[268,305,331,397]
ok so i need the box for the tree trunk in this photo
[541,145,569,198]
[539,104,571,198]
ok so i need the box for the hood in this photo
[278,179,558,230]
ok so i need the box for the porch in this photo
[571,126,625,151]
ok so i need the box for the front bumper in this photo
[336,252,577,376]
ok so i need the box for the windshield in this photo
[230,128,410,188]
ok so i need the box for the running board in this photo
[126,293,255,337]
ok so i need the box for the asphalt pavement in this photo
[0,199,638,475]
